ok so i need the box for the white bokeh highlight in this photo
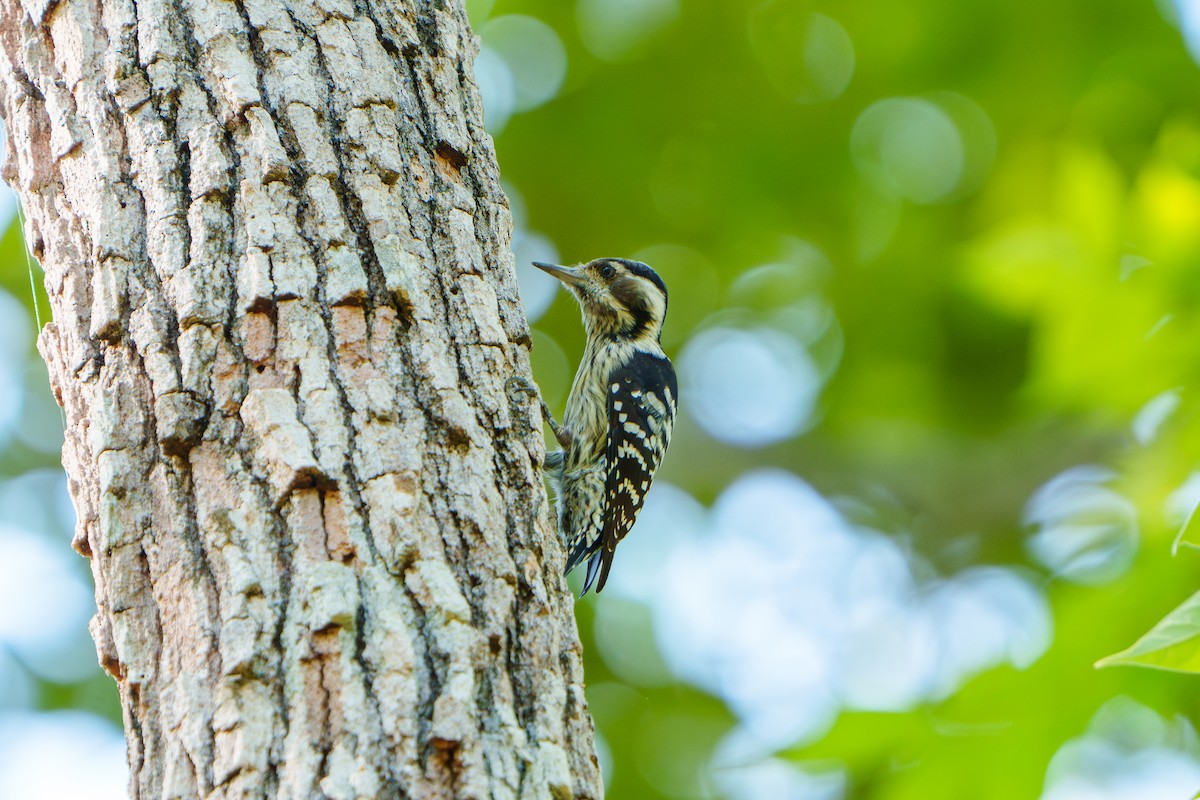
[0,712,127,800]
[852,97,965,204]
[1132,388,1181,445]
[606,471,1052,760]
[680,327,822,447]
[1024,466,1139,584]
[1041,697,1200,800]
[0,289,31,446]
[511,231,562,324]
[922,567,1050,694]
[1173,0,1200,64]
[479,16,567,113]
[0,524,97,683]
[473,46,516,132]
[1165,471,1200,555]
[1044,748,1200,800]
[0,651,36,710]
[715,758,845,800]
[577,0,679,63]
[0,469,73,544]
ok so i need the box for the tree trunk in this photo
[0,0,602,797]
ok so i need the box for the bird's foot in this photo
[506,375,539,403]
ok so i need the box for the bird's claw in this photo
[506,375,538,403]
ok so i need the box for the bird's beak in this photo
[533,261,589,289]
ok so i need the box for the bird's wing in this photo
[587,351,677,594]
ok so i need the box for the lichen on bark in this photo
[0,0,602,797]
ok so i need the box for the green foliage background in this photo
[5,0,1200,796]
[474,0,1200,796]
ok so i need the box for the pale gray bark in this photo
[0,0,602,797]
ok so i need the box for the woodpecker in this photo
[510,258,677,595]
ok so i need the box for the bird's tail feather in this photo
[581,551,604,596]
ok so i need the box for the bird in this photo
[509,257,677,595]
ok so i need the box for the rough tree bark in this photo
[0,0,602,797]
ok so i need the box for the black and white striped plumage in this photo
[533,258,677,595]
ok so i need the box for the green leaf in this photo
[1096,591,1200,673]
[1172,496,1200,556]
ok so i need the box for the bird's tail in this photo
[580,551,604,596]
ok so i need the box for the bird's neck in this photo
[584,329,664,358]
[582,308,664,343]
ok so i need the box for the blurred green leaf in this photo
[1097,591,1200,673]
[1173,498,1200,555]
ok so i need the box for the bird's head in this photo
[533,258,669,341]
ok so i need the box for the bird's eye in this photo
[599,264,616,279]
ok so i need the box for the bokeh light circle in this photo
[680,327,821,447]
[749,5,855,104]
[473,46,515,132]
[851,97,964,203]
[0,711,127,799]
[0,525,96,681]
[479,16,567,114]
[577,0,680,63]
[1043,699,1200,800]
[1024,466,1139,584]
[511,231,561,323]
[650,470,1052,754]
